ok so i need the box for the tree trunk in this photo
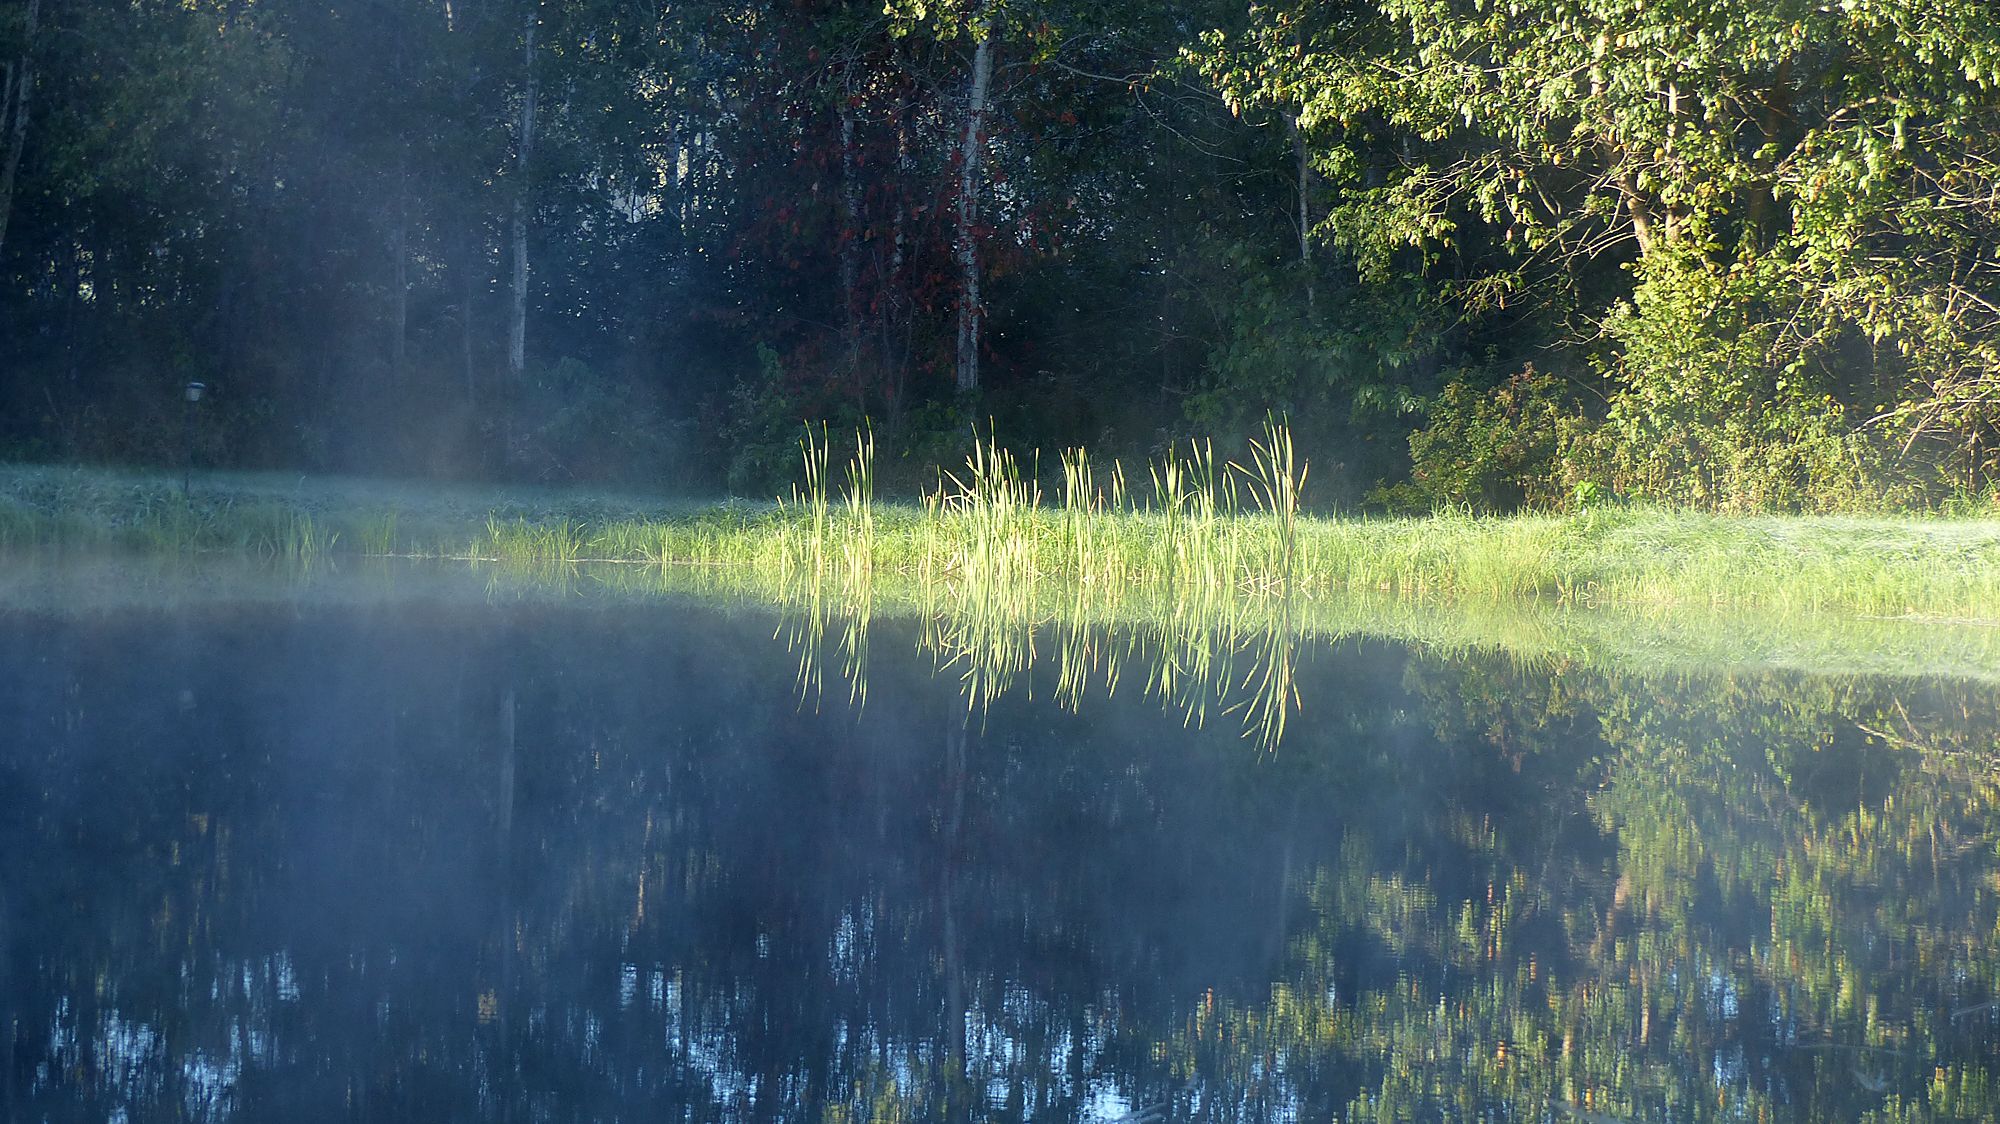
[885,81,912,419]
[388,12,412,384]
[1747,60,1791,248]
[1591,76,1656,256]
[1160,132,1177,390]
[1290,110,1313,307]
[462,233,479,405]
[448,0,479,407]
[891,81,908,282]
[59,237,79,387]
[1663,83,1683,245]
[953,19,994,396]
[392,154,410,381]
[508,7,537,383]
[1291,112,1311,265]
[1614,164,1657,255]
[0,0,40,262]
[839,98,863,383]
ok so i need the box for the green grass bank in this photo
[3,446,1997,620]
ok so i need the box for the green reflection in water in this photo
[2,552,1998,1120]
[1158,661,2000,1122]
[746,564,2000,1118]
[770,561,1306,746]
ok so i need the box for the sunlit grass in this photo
[2,435,1997,620]
[475,515,583,566]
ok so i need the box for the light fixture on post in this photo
[182,381,206,497]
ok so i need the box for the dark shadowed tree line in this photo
[1,0,1995,508]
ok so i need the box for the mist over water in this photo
[2,558,1997,1121]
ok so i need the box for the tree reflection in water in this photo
[0,591,1994,1121]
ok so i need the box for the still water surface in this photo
[2,560,1997,1122]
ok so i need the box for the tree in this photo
[0,0,39,262]
[1195,0,2000,499]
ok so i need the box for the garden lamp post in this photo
[182,381,206,497]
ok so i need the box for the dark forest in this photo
[2,0,1997,509]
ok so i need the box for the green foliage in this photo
[721,345,821,498]
[1189,259,1431,427]
[1398,365,1589,513]
[1588,256,1878,512]
[1192,0,2000,505]
[4,0,1998,510]
[1182,248,1438,503]
[516,357,689,486]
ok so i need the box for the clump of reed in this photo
[350,509,400,557]
[938,435,1041,589]
[5,432,1997,620]
[476,515,583,567]
[772,424,884,592]
[265,510,338,560]
[754,417,1320,741]
[773,415,1316,606]
[1237,419,1305,588]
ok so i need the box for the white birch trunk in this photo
[1290,110,1314,309]
[953,19,993,395]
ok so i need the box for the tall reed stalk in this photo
[795,424,832,572]
[841,425,876,586]
[1236,416,1307,589]
[940,433,1040,588]
[10,450,1992,621]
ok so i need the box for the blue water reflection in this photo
[1,569,1995,1121]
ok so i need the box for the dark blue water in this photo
[1,565,1996,1121]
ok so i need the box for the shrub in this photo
[1590,256,1878,512]
[1400,365,1590,512]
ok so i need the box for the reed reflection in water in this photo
[3,554,1999,1122]
[775,562,1304,749]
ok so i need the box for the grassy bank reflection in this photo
[1,571,1996,1120]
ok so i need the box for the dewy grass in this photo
[478,515,584,566]
[2,437,1998,619]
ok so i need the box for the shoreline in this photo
[3,459,1997,621]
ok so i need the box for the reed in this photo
[4,438,1998,620]
[352,510,399,557]
[478,515,583,566]
[271,511,338,560]
[841,425,876,587]
[1236,416,1306,587]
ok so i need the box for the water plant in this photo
[3,437,1998,621]
[353,510,400,557]
[479,515,583,567]
[841,425,875,587]
[1236,416,1306,588]
[271,511,338,560]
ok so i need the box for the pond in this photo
[1,557,1996,1122]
